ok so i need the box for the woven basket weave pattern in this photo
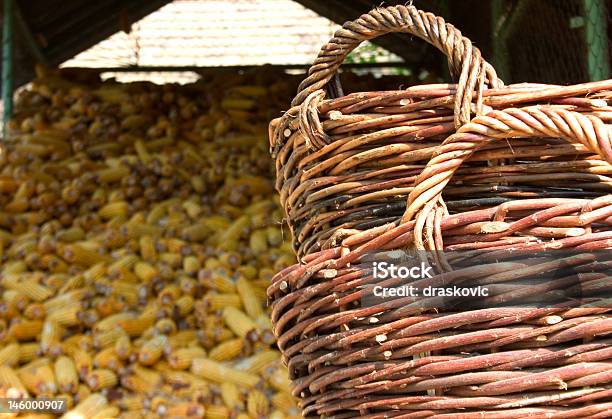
[268,5,612,418]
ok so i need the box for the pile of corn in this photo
[0,67,303,418]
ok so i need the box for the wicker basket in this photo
[268,5,612,418]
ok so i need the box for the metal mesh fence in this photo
[493,0,610,84]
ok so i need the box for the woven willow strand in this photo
[405,107,612,248]
[273,4,504,157]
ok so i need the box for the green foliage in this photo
[345,42,411,76]
[345,42,387,64]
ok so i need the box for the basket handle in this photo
[402,107,612,248]
[293,5,503,128]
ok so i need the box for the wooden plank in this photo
[61,62,410,73]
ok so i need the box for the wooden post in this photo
[2,0,14,139]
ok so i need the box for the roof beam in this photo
[43,0,170,65]
[62,62,410,73]
[13,0,47,65]
[39,0,126,43]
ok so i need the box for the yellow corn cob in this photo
[182,200,201,219]
[108,254,139,272]
[132,365,163,387]
[114,334,132,360]
[158,252,181,268]
[218,215,250,250]
[168,346,207,370]
[111,266,140,283]
[93,346,121,370]
[134,261,158,282]
[274,253,297,271]
[18,360,57,396]
[237,350,280,374]
[86,369,117,390]
[95,166,130,183]
[199,268,236,293]
[54,356,78,393]
[138,335,167,365]
[40,320,64,356]
[3,279,53,302]
[191,358,259,387]
[190,175,206,194]
[213,118,231,137]
[93,327,127,349]
[252,287,268,304]
[59,244,110,266]
[9,239,37,258]
[162,370,209,392]
[221,98,256,111]
[9,320,43,341]
[17,343,40,364]
[155,318,176,335]
[43,288,87,312]
[220,381,243,410]
[247,389,270,418]
[269,410,286,419]
[20,413,57,419]
[62,334,92,351]
[74,384,91,405]
[5,198,29,213]
[174,295,194,316]
[134,139,151,163]
[222,307,258,340]
[165,330,198,352]
[110,281,139,305]
[115,393,143,411]
[98,201,129,220]
[121,222,161,239]
[117,316,154,338]
[60,393,107,419]
[145,203,166,225]
[2,260,28,275]
[120,372,157,394]
[58,274,84,293]
[148,139,176,153]
[0,343,19,367]
[228,85,267,97]
[249,229,269,255]
[3,290,29,310]
[271,391,298,414]
[208,338,244,362]
[204,258,222,269]
[265,366,293,394]
[63,345,91,379]
[94,312,135,332]
[0,365,28,397]
[258,267,275,282]
[183,255,200,275]
[265,226,284,247]
[236,276,264,319]
[235,264,256,279]
[204,293,242,311]
[139,235,156,261]
[205,405,230,419]
[165,402,205,418]
[90,406,120,419]
[82,262,105,283]
[56,394,74,410]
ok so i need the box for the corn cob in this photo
[0,69,299,418]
